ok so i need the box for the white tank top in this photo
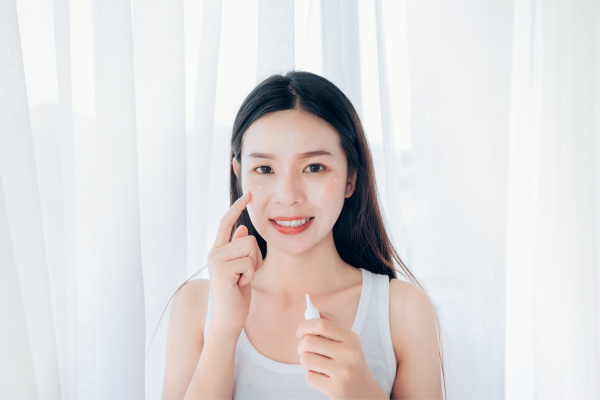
[203,267,397,399]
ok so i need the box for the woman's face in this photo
[234,109,356,255]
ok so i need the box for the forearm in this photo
[184,326,239,400]
[359,373,389,400]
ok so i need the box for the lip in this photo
[270,217,315,235]
[270,216,313,221]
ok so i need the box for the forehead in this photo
[241,110,342,158]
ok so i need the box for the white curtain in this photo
[0,0,598,399]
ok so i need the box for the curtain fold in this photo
[257,0,295,82]
[1,0,598,399]
[187,0,222,280]
[374,0,407,262]
[131,0,187,396]
[320,0,362,119]
[53,0,78,397]
[1,0,62,397]
[68,0,100,397]
[92,0,146,397]
[0,173,39,399]
[506,0,544,397]
[507,0,600,398]
[405,1,513,397]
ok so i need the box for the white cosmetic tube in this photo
[304,294,321,320]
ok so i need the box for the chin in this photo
[270,243,314,256]
[264,230,319,254]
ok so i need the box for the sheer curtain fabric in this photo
[0,0,598,399]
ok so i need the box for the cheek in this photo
[323,185,336,200]
[242,176,266,216]
[242,174,264,192]
[317,177,342,202]
[318,178,343,226]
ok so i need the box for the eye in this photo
[254,166,272,174]
[252,164,327,174]
[304,163,326,173]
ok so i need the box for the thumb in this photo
[231,224,248,241]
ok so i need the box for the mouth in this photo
[269,217,315,235]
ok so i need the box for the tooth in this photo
[275,219,310,227]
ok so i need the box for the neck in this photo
[253,231,355,299]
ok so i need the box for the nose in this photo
[271,168,307,206]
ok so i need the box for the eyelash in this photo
[253,163,327,175]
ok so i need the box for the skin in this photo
[161,109,443,399]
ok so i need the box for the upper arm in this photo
[389,279,443,400]
[161,278,210,400]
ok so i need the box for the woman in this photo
[159,71,446,399]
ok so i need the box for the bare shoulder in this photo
[162,278,211,399]
[388,278,439,364]
[174,278,211,339]
[166,277,211,352]
[388,278,443,399]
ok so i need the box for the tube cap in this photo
[304,294,321,320]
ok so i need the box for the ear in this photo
[233,159,240,179]
[345,166,357,198]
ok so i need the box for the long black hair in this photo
[150,70,447,398]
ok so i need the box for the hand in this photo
[206,191,263,338]
[296,312,388,400]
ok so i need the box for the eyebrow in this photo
[246,150,333,160]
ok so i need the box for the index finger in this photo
[212,191,252,249]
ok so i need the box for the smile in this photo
[269,217,315,235]
[273,218,312,227]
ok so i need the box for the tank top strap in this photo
[376,272,397,377]
[351,267,372,335]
